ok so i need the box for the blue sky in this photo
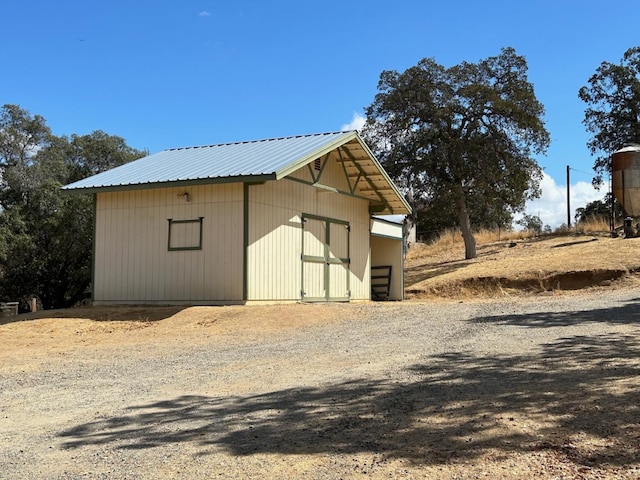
[3,1,638,227]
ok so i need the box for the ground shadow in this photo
[0,305,189,325]
[551,238,599,248]
[471,296,640,327]
[404,259,470,286]
[59,325,640,468]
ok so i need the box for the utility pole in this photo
[566,165,571,228]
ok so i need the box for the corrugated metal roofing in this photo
[63,131,355,190]
[62,130,411,215]
[614,144,640,154]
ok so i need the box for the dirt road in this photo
[1,291,639,479]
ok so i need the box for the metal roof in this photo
[63,130,411,214]
[614,144,640,154]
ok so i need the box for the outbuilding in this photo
[63,131,411,304]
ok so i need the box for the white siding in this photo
[94,184,243,304]
[247,159,371,301]
[370,236,404,301]
[371,218,403,239]
[93,149,377,304]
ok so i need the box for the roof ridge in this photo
[165,130,353,152]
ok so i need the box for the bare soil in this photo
[1,233,640,479]
[405,233,640,298]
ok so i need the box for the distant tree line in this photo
[0,105,146,310]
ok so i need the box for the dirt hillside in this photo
[404,233,640,299]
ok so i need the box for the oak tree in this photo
[579,47,640,187]
[0,104,146,309]
[363,47,550,258]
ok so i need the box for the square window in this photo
[168,217,203,251]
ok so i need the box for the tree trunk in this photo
[403,214,416,252]
[454,186,477,259]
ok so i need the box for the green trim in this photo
[303,213,350,225]
[301,296,347,303]
[353,135,413,214]
[346,220,351,297]
[300,213,305,300]
[372,217,404,226]
[338,148,356,194]
[400,222,406,301]
[303,296,350,303]
[315,153,330,183]
[285,177,373,203]
[168,217,204,251]
[371,232,404,240]
[275,131,358,179]
[91,194,97,303]
[301,214,351,302]
[243,183,250,301]
[62,174,274,195]
[301,256,350,264]
[339,146,390,210]
[307,163,317,183]
[324,219,329,296]
[301,254,326,263]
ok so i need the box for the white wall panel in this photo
[370,236,404,301]
[371,218,403,239]
[247,167,371,301]
[94,152,376,304]
[94,184,243,303]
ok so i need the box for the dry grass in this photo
[420,227,534,256]
[405,226,640,299]
[571,217,611,235]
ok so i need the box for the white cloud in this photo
[198,11,211,17]
[522,172,606,229]
[341,112,366,132]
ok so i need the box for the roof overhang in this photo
[277,131,411,215]
[61,131,411,215]
[61,173,275,194]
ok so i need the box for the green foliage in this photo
[363,47,549,258]
[574,193,623,224]
[579,47,640,186]
[0,104,147,309]
[516,214,544,235]
[0,104,51,169]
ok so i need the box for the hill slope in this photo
[404,234,640,299]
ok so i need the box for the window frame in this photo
[167,217,204,251]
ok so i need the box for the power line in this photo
[568,167,594,177]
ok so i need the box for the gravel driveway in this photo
[2,290,640,479]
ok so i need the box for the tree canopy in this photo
[0,104,147,310]
[515,214,544,235]
[362,47,549,258]
[574,193,623,225]
[579,46,640,186]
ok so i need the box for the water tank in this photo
[612,144,640,217]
